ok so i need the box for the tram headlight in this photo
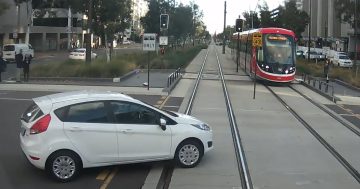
[265,65,269,69]
[285,70,289,74]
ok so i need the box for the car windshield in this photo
[74,49,85,53]
[263,34,294,65]
[339,56,349,59]
[3,45,15,51]
[141,100,179,117]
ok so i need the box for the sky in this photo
[179,0,284,34]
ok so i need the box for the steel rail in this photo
[289,85,360,137]
[266,85,360,183]
[215,48,253,189]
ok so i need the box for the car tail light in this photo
[30,114,51,135]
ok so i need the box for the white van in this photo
[2,44,34,61]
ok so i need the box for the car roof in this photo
[33,90,136,113]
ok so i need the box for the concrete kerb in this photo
[6,69,142,84]
[334,79,360,92]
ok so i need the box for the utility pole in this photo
[86,0,93,64]
[307,0,312,62]
[355,0,358,77]
[25,0,31,45]
[222,1,226,54]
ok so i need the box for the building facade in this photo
[295,0,359,55]
[0,0,84,51]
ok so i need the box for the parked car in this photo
[317,52,326,60]
[122,40,132,45]
[296,50,304,57]
[331,54,353,67]
[69,48,97,60]
[20,90,213,182]
[303,51,320,60]
[2,43,34,62]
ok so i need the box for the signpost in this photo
[159,36,168,46]
[143,33,156,90]
[252,32,262,99]
[252,32,262,47]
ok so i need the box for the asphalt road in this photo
[0,90,182,189]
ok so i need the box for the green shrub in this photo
[296,58,360,87]
[31,45,203,78]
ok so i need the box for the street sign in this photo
[252,32,262,47]
[159,36,168,45]
[143,33,156,51]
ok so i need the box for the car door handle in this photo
[120,129,133,134]
[69,126,82,132]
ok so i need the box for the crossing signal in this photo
[235,19,243,32]
[160,14,169,29]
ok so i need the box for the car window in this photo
[21,102,44,123]
[66,101,109,123]
[110,101,159,125]
[339,56,349,59]
[3,45,14,51]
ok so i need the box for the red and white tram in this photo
[232,28,296,83]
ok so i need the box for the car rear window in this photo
[3,45,15,51]
[21,102,44,123]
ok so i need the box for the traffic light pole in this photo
[237,32,240,72]
[355,0,358,77]
[307,0,312,62]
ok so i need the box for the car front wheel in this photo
[46,150,82,182]
[174,139,203,168]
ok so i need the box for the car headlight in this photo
[191,123,211,131]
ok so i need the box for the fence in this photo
[167,68,182,88]
[302,74,336,102]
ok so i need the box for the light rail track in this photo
[158,45,254,189]
[265,85,360,183]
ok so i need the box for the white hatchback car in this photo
[69,48,97,60]
[20,90,213,182]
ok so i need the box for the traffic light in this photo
[160,14,169,29]
[235,19,243,32]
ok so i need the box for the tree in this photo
[277,1,309,38]
[242,11,260,30]
[245,1,309,38]
[141,0,208,45]
[258,3,280,28]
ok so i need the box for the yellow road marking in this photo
[160,96,166,100]
[160,96,170,109]
[156,100,163,105]
[100,168,118,189]
[96,169,111,181]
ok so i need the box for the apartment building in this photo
[294,0,358,54]
[0,0,85,51]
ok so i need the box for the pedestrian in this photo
[324,58,330,78]
[23,54,31,82]
[0,54,7,82]
[15,49,24,82]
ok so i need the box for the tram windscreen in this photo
[263,34,294,65]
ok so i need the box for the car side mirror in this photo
[159,118,166,131]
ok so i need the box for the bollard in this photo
[319,82,322,90]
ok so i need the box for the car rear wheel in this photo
[46,150,82,182]
[174,139,203,168]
